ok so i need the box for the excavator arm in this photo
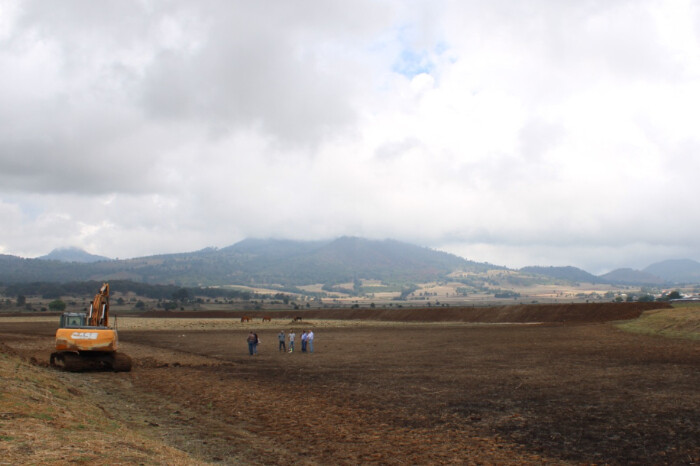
[87,283,109,327]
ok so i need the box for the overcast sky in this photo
[2,0,700,274]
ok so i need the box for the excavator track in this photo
[50,351,132,372]
[50,352,97,371]
[112,352,132,372]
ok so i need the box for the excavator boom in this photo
[88,282,110,327]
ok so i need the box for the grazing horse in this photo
[262,316,272,322]
[241,316,251,322]
[293,316,302,322]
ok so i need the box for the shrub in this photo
[48,300,66,312]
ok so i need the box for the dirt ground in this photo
[1,303,699,465]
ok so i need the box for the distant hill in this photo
[0,237,500,287]
[519,266,605,284]
[218,237,499,285]
[4,240,700,288]
[38,247,111,263]
[644,259,700,284]
[599,268,665,285]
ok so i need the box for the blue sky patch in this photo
[393,48,433,77]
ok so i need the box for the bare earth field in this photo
[1,303,699,465]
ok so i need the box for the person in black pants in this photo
[278,330,286,352]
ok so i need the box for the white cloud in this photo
[1,0,700,273]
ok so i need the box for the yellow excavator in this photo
[50,283,132,372]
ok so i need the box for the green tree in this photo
[163,301,178,311]
[48,299,67,312]
[16,295,26,306]
[353,278,362,295]
[399,284,418,300]
[172,288,190,302]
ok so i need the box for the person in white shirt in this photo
[307,330,314,353]
[288,330,296,353]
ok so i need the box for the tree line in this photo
[1,280,254,301]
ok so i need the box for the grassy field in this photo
[0,345,200,465]
[616,303,700,341]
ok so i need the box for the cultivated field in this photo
[1,303,698,464]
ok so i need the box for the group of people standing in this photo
[278,329,314,353]
[247,329,314,355]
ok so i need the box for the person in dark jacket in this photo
[301,330,308,352]
[247,332,256,355]
[278,330,286,352]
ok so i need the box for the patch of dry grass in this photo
[0,316,57,323]
[0,315,539,332]
[116,317,507,331]
[616,305,700,341]
[0,348,202,465]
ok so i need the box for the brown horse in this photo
[262,316,272,322]
[241,316,251,322]
[293,316,302,322]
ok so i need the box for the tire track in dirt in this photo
[130,363,550,465]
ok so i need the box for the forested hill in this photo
[0,237,500,287]
[518,266,605,284]
[644,259,700,284]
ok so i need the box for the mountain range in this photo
[525,261,700,286]
[2,237,700,287]
[38,247,111,263]
[0,237,498,287]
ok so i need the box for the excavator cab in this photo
[59,313,87,327]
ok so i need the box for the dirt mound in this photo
[142,302,669,323]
